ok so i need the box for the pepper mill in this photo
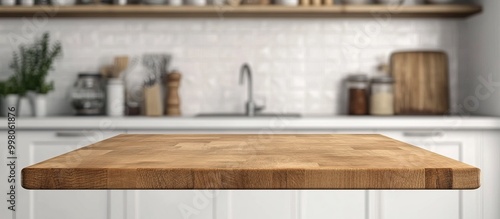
[165,71,181,116]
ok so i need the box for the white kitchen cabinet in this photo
[123,129,484,219]
[222,190,292,219]
[124,190,214,219]
[125,130,365,219]
[216,190,366,219]
[2,127,487,219]
[302,190,366,219]
[375,130,482,219]
[299,130,375,219]
[477,131,500,219]
[11,130,123,219]
[124,130,214,219]
[122,130,340,219]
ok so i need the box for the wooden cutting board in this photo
[22,134,479,190]
[390,51,450,115]
[143,83,163,116]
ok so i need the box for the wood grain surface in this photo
[390,51,450,115]
[22,134,480,190]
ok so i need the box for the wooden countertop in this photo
[22,134,480,190]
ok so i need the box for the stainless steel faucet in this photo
[240,63,264,116]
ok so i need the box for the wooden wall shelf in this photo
[0,4,481,18]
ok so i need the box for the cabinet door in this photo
[298,130,376,219]
[126,130,366,219]
[12,130,123,219]
[376,131,481,219]
[125,130,214,219]
[301,190,366,219]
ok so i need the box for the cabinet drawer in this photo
[11,130,125,219]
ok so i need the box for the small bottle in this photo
[370,76,395,116]
[347,74,369,115]
[106,79,125,117]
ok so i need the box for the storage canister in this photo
[106,79,125,117]
[347,74,369,115]
[370,75,395,115]
[71,73,105,115]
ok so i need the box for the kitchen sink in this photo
[196,64,302,119]
[196,113,301,118]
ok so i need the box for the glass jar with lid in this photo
[370,76,395,116]
[347,74,369,115]
[71,73,105,115]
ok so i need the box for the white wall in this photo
[0,18,459,116]
[458,0,500,116]
[459,3,500,218]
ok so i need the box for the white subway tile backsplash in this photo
[305,47,324,60]
[323,22,343,32]
[288,48,306,61]
[324,33,341,45]
[139,33,174,46]
[0,18,459,116]
[418,33,441,46]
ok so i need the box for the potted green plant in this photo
[9,32,62,117]
[0,76,25,116]
[33,81,54,117]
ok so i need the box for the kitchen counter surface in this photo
[22,134,480,190]
[10,116,500,130]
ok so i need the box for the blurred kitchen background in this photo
[1,0,500,219]
[0,18,461,116]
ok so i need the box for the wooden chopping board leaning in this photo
[390,51,450,115]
